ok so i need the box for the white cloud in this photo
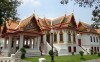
[21,0,40,7]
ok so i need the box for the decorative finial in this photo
[33,9,35,16]
[72,9,74,14]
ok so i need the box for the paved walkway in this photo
[83,58,100,62]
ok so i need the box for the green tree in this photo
[91,7,100,29]
[0,0,21,25]
[60,0,100,8]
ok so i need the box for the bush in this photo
[20,48,26,59]
[90,49,93,55]
[54,50,58,56]
[98,53,100,57]
[94,52,97,54]
[72,52,74,55]
[49,50,53,57]
[79,51,84,59]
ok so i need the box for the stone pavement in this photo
[20,60,31,62]
[82,58,100,62]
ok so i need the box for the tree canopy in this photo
[0,0,21,25]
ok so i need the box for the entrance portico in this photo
[1,30,43,57]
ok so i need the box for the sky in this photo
[17,0,95,24]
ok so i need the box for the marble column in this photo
[43,34,47,54]
[13,38,17,53]
[63,31,67,43]
[19,34,24,49]
[3,38,7,49]
[30,38,32,49]
[8,35,12,56]
[37,36,40,50]
[32,38,34,49]
[34,38,37,50]
[57,32,60,43]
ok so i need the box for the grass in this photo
[24,55,100,62]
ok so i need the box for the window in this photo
[90,36,92,42]
[68,31,71,43]
[94,47,96,52]
[40,36,43,43]
[46,34,50,43]
[91,47,93,50]
[93,36,95,42]
[73,32,76,43]
[96,37,98,43]
[54,33,57,43]
[60,31,63,43]
[97,47,99,52]
[68,46,71,52]
[73,46,76,52]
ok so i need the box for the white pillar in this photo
[63,31,67,43]
[43,34,47,54]
[32,38,34,49]
[71,33,73,44]
[8,35,12,56]
[13,38,17,53]
[57,32,60,43]
[30,38,32,49]
[66,32,68,44]
[37,36,40,50]
[3,39,7,49]
[34,38,37,50]
[19,34,24,49]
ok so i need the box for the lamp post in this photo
[50,28,54,62]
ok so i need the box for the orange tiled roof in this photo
[17,15,34,30]
[38,18,51,30]
[77,21,98,34]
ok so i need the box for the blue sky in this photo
[17,0,94,24]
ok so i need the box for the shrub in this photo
[98,53,100,57]
[49,50,53,57]
[90,49,93,55]
[20,48,26,59]
[94,52,97,54]
[79,51,84,59]
[54,50,58,56]
[72,52,74,55]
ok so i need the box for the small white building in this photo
[0,13,100,57]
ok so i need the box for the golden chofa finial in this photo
[32,10,35,16]
[72,9,74,14]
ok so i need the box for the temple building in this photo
[0,13,100,57]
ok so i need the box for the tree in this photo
[0,0,21,25]
[91,7,100,29]
[60,0,100,8]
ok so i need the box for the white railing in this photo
[0,54,16,62]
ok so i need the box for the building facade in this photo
[0,13,100,57]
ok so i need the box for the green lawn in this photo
[24,55,100,62]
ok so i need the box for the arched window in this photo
[73,32,76,43]
[68,31,71,43]
[68,46,71,52]
[90,36,92,42]
[40,35,43,43]
[46,32,50,43]
[60,31,63,43]
[73,46,76,52]
[54,33,57,43]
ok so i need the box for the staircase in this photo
[78,45,89,55]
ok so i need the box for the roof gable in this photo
[60,14,77,28]
[17,14,41,32]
